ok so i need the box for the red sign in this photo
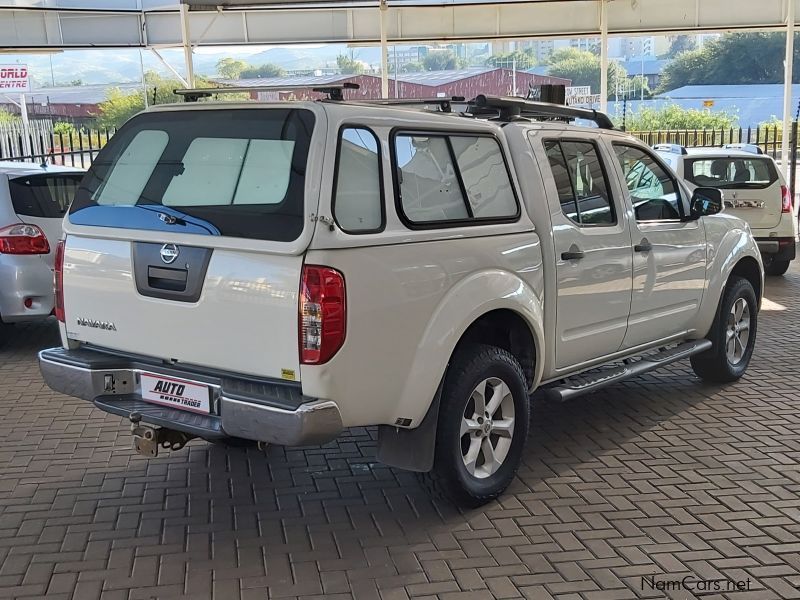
[0,65,30,92]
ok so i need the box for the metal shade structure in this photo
[1,0,800,167]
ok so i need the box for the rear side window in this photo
[543,140,615,226]
[8,173,83,218]
[333,127,383,233]
[686,157,778,189]
[393,132,519,226]
[70,109,315,242]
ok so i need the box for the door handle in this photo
[634,239,653,253]
[561,249,585,260]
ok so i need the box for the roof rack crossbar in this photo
[355,96,466,112]
[473,95,615,129]
[174,82,359,102]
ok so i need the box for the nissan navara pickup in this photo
[39,92,763,506]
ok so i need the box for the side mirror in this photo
[689,187,724,219]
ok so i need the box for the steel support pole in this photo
[179,3,195,88]
[379,0,389,99]
[599,0,609,113]
[782,0,795,179]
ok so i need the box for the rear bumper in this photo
[38,347,343,446]
[0,255,54,322]
[755,237,797,261]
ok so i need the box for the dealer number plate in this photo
[140,373,211,415]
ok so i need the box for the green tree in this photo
[666,35,697,58]
[400,61,424,73]
[216,57,248,79]
[622,104,737,130]
[336,54,365,75]
[658,32,800,92]
[485,49,536,70]
[53,122,77,136]
[546,50,627,98]
[239,63,286,79]
[0,109,18,124]
[96,72,185,129]
[423,50,465,71]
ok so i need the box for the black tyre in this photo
[690,276,758,383]
[764,258,790,277]
[418,343,530,507]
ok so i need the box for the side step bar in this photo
[544,339,713,402]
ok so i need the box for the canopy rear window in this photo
[69,108,315,242]
[686,157,778,190]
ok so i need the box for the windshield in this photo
[69,108,315,242]
[685,156,778,190]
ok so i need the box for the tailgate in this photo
[725,182,783,230]
[61,106,323,381]
[62,235,303,380]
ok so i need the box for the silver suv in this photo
[0,161,83,329]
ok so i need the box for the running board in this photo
[544,340,713,402]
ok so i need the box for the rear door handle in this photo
[634,239,653,253]
[561,250,584,260]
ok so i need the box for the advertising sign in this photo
[0,65,30,93]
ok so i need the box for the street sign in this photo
[0,65,30,93]
[566,85,601,106]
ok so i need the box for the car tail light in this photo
[0,223,49,255]
[54,240,65,323]
[781,185,793,213]
[299,265,346,365]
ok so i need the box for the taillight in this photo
[781,185,793,213]
[299,265,346,365]
[54,240,65,323]
[0,223,49,255]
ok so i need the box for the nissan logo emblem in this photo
[160,243,179,264]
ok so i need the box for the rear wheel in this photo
[418,344,530,507]
[691,276,757,383]
[764,258,790,276]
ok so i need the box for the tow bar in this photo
[129,412,195,457]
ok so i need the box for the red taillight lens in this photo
[54,240,65,323]
[299,265,346,365]
[781,185,793,213]
[0,223,49,255]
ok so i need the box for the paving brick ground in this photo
[1,269,800,600]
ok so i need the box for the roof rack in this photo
[355,96,466,113]
[470,95,615,129]
[173,82,359,102]
[723,143,764,155]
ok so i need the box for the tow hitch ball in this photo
[128,412,195,457]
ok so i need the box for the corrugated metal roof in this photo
[2,83,141,106]
[223,74,360,87]
[659,84,800,99]
[395,67,495,86]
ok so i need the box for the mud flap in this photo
[376,379,443,472]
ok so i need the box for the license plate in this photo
[140,373,211,415]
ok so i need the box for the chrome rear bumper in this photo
[38,347,342,446]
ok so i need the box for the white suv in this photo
[656,143,798,276]
[39,92,763,506]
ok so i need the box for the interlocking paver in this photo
[3,268,800,599]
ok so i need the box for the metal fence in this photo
[628,125,785,158]
[0,120,113,169]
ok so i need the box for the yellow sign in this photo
[703,99,715,107]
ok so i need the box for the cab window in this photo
[614,144,685,221]
[543,139,615,226]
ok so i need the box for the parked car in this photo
[656,143,798,276]
[39,93,763,506]
[0,161,84,330]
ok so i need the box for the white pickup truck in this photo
[39,91,763,506]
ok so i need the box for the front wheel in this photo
[417,344,530,507]
[691,276,758,383]
[764,258,790,277]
